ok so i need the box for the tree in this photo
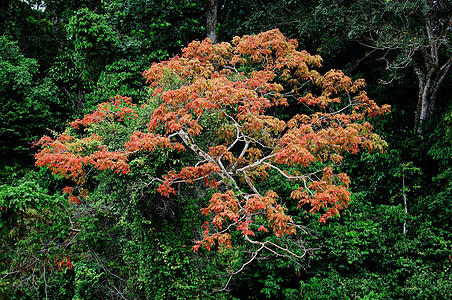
[0,35,69,167]
[344,0,452,133]
[206,0,218,43]
[0,0,58,69]
[34,29,389,273]
[102,0,206,57]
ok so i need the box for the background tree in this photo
[343,0,452,133]
[0,36,69,167]
[206,0,219,43]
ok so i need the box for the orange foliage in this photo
[35,29,389,252]
[70,95,137,129]
[55,258,73,271]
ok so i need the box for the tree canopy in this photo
[35,29,389,263]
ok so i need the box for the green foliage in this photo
[421,110,452,231]
[72,262,104,300]
[67,8,119,83]
[85,59,148,108]
[403,270,452,300]
[67,168,230,298]
[103,0,205,58]
[257,187,449,299]
[0,173,76,298]
[298,271,392,300]
[0,35,71,166]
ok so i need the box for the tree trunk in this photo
[206,0,218,43]
[414,67,433,134]
[413,8,452,133]
[414,56,452,133]
[402,173,407,235]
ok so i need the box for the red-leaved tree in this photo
[35,29,389,265]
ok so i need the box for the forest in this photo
[0,0,451,299]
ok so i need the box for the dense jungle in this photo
[1,0,451,299]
